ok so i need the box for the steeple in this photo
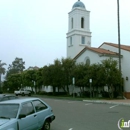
[67,1,92,59]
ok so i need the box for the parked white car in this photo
[14,89,31,96]
[0,98,55,130]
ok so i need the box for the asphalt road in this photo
[39,97,130,130]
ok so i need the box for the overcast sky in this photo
[0,0,130,70]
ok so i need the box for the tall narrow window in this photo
[81,36,85,44]
[81,17,84,28]
[71,18,73,29]
[70,37,72,46]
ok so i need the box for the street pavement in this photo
[83,99,130,106]
[33,94,130,106]
[42,98,130,130]
[6,93,130,106]
[6,93,130,130]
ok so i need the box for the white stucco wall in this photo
[100,44,130,92]
[76,49,118,65]
[41,86,53,92]
[68,8,90,32]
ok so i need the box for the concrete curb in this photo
[83,100,130,106]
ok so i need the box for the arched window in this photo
[71,18,73,29]
[84,57,90,65]
[81,17,84,28]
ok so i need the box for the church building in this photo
[67,0,130,98]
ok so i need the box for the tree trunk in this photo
[109,85,114,99]
[58,86,59,92]
[35,86,37,93]
[52,86,56,95]
[66,85,69,95]
[79,87,83,97]
[92,86,94,98]
[61,85,67,93]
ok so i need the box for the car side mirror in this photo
[19,114,26,119]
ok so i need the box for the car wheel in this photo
[42,120,50,130]
[22,93,25,96]
[28,93,31,96]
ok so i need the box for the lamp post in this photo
[117,0,122,97]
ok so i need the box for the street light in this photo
[117,0,122,96]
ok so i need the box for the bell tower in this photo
[67,0,91,58]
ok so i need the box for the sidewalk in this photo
[34,94,130,106]
[83,99,130,106]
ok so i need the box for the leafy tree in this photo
[42,58,75,95]
[4,73,22,92]
[42,63,59,95]
[88,63,105,97]
[42,65,51,87]
[61,58,75,94]
[36,68,44,91]
[22,70,37,92]
[12,57,25,72]
[6,57,25,78]
[51,59,63,93]
[100,58,121,98]
[0,60,6,91]
[73,63,89,94]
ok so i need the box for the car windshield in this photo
[0,104,19,119]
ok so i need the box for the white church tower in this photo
[67,0,91,59]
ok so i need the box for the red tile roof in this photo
[99,42,130,51]
[74,46,118,60]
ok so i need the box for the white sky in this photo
[0,0,130,70]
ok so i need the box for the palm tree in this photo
[0,60,6,91]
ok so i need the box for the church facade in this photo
[67,0,130,98]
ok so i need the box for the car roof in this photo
[0,94,17,97]
[0,97,40,104]
[0,94,7,97]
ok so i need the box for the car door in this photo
[32,100,49,129]
[18,102,39,130]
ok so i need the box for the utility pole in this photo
[117,0,122,97]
